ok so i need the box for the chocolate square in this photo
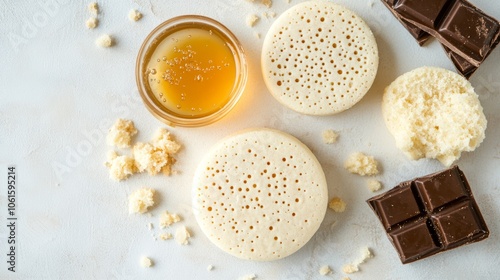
[439,0,500,62]
[389,219,440,263]
[394,0,452,28]
[370,182,421,230]
[367,166,489,264]
[414,167,468,212]
[431,200,489,249]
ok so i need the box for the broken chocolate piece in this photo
[367,166,489,264]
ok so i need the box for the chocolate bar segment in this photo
[381,0,431,45]
[391,0,500,67]
[395,0,452,28]
[443,46,478,79]
[381,0,499,78]
[389,219,440,263]
[367,166,489,264]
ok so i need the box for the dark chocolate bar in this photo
[367,166,489,264]
[381,0,431,46]
[389,0,500,67]
[381,0,500,79]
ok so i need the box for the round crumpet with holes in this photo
[192,128,328,261]
[261,1,379,115]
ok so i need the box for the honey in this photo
[145,27,237,118]
[137,16,247,127]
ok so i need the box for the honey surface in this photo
[146,28,237,118]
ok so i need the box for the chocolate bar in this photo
[382,0,500,78]
[367,166,489,264]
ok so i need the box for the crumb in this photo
[96,34,114,48]
[344,152,379,176]
[246,14,259,27]
[152,128,181,154]
[319,265,332,276]
[159,211,181,228]
[175,226,191,245]
[133,143,170,175]
[328,197,346,213]
[342,264,359,274]
[262,12,268,19]
[128,188,155,214]
[207,265,214,271]
[128,9,142,21]
[104,151,136,181]
[262,0,272,7]
[284,0,291,3]
[254,32,261,39]
[147,213,153,218]
[239,274,257,280]
[342,278,351,280]
[368,0,374,7]
[367,179,382,192]
[133,128,181,176]
[152,235,157,241]
[147,223,153,230]
[322,129,338,144]
[268,11,276,18]
[140,256,153,267]
[107,119,137,148]
[88,2,99,14]
[86,17,98,29]
[358,247,374,264]
[159,232,173,240]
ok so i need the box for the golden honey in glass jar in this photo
[136,16,247,127]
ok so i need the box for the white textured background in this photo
[1,0,500,279]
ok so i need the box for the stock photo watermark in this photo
[51,91,143,181]
[6,0,69,53]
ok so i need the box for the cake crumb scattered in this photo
[367,179,383,192]
[246,14,260,27]
[140,256,153,268]
[358,247,374,264]
[129,188,155,214]
[159,232,173,240]
[159,211,181,228]
[342,264,359,274]
[328,197,346,213]
[96,34,114,48]
[322,129,339,144]
[147,223,153,230]
[239,274,257,280]
[342,278,351,280]
[344,152,379,176]
[254,32,261,39]
[207,265,214,271]
[128,9,142,21]
[284,0,291,3]
[104,151,136,181]
[368,0,374,7]
[133,128,181,176]
[319,265,332,276]
[88,2,99,14]
[107,119,137,148]
[268,11,276,18]
[175,226,191,245]
[86,17,98,29]
[262,0,272,7]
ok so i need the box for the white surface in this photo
[0,0,499,279]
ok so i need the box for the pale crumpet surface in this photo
[192,128,328,261]
[261,1,379,115]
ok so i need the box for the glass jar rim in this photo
[135,15,248,127]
